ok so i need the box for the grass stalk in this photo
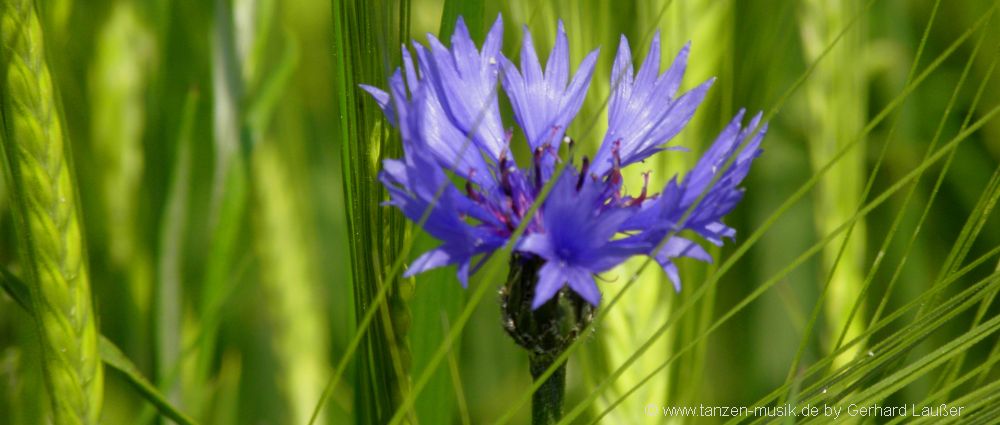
[88,1,156,374]
[250,139,329,425]
[330,0,412,422]
[799,0,868,366]
[0,0,103,422]
[155,89,198,412]
[88,0,155,291]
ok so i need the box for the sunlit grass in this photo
[0,0,999,424]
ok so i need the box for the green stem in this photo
[502,255,589,425]
[530,354,565,425]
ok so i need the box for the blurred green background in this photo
[2,0,1000,423]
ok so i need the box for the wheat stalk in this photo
[251,140,329,425]
[800,0,868,365]
[89,1,155,276]
[0,0,103,423]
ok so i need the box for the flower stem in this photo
[529,353,566,425]
[502,255,592,425]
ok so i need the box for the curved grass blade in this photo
[99,339,200,425]
[729,245,1000,425]
[834,12,1000,359]
[601,261,1000,425]
[887,334,1000,425]
[774,273,1000,419]
[894,35,1000,399]
[827,314,1000,420]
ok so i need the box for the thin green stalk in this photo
[836,5,997,358]
[440,313,471,425]
[888,332,1000,425]
[973,324,1000,387]
[185,0,264,416]
[866,5,999,357]
[178,0,249,415]
[726,245,1000,425]
[920,35,1000,398]
[0,0,103,423]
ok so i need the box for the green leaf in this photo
[99,339,200,425]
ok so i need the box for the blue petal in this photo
[500,21,599,153]
[532,262,566,309]
[565,266,601,306]
[411,76,495,186]
[593,41,712,175]
[517,171,643,281]
[655,237,712,264]
[379,148,504,277]
[652,237,712,292]
[659,42,690,99]
[518,233,555,259]
[423,17,507,162]
[359,84,393,123]
[662,261,682,292]
[547,21,570,91]
[681,110,766,234]
[405,248,454,277]
[530,262,601,309]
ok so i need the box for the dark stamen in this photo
[533,146,546,190]
[466,180,481,202]
[606,140,623,186]
[577,157,590,191]
[499,154,513,197]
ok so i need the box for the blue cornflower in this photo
[362,15,766,309]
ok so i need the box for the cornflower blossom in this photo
[362,16,766,310]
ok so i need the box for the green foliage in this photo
[0,0,999,424]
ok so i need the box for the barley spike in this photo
[0,0,103,423]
